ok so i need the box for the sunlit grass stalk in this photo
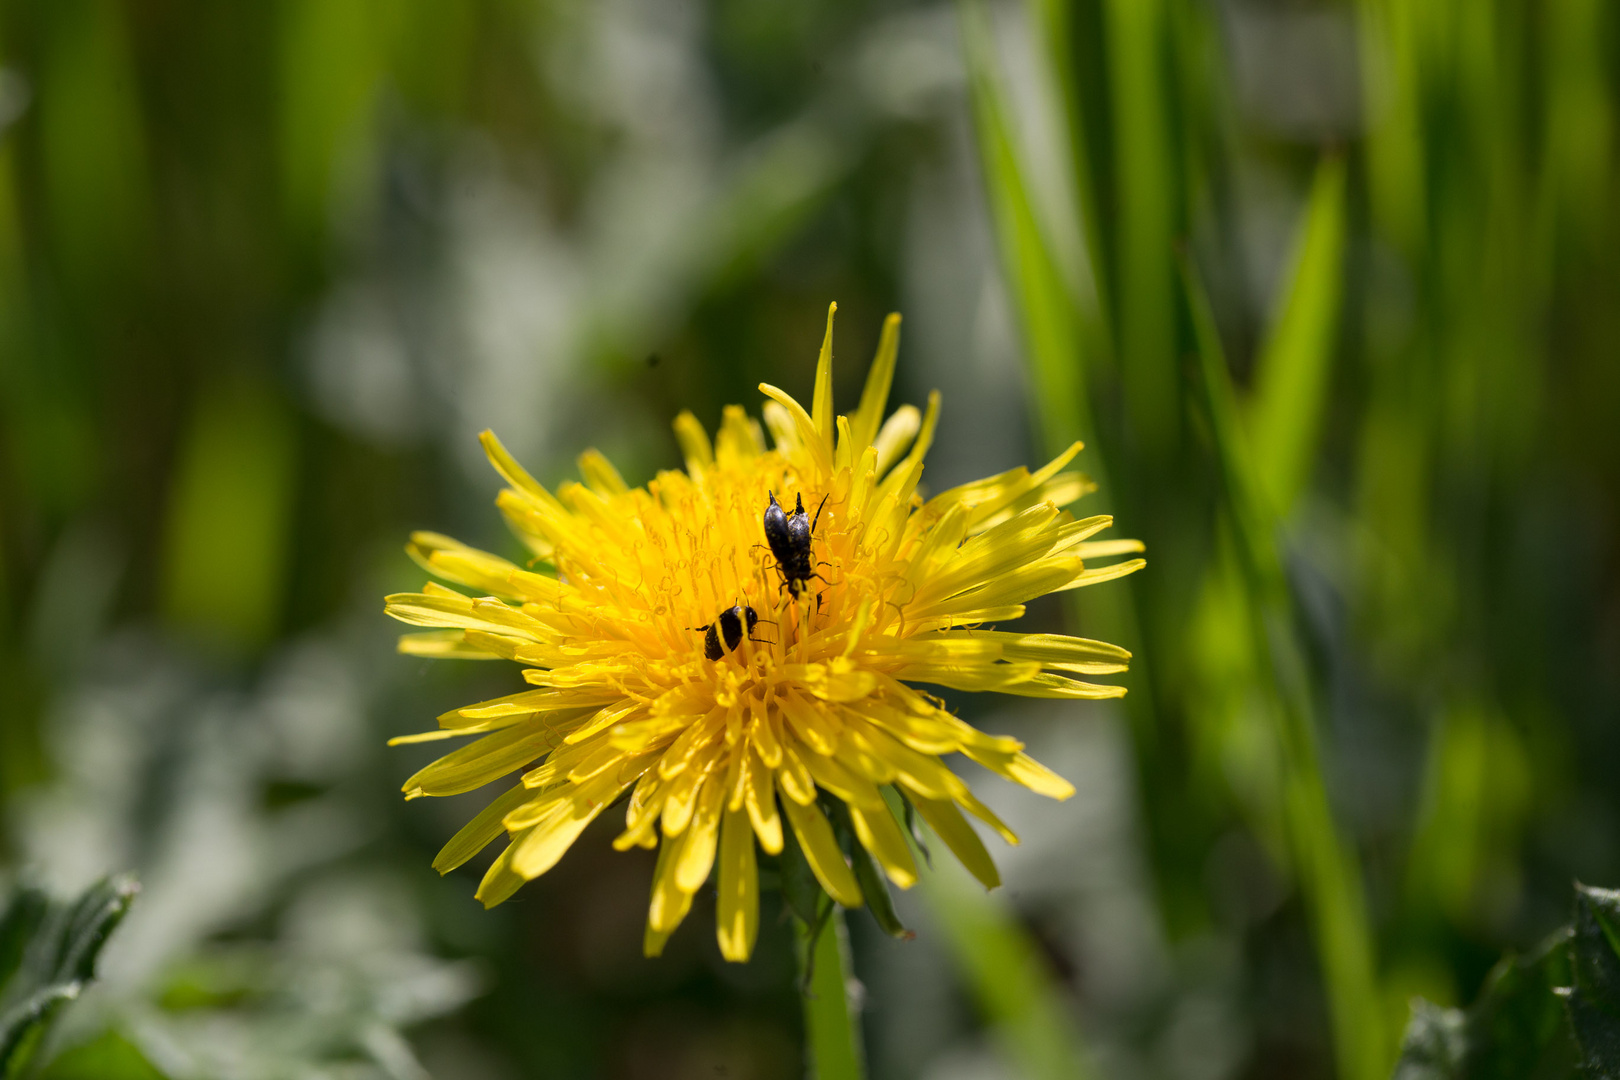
[796,909,865,1080]
[960,0,1091,459]
[920,832,1094,1080]
[1183,260,1385,1080]
[952,13,1138,1077]
[1103,0,1178,457]
[962,2,1384,1070]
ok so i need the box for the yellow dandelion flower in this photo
[386,305,1144,962]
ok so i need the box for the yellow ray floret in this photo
[386,304,1144,962]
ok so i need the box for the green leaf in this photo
[1567,884,1620,1075]
[1467,931,1574,1080]
[1390,922,1574,1080]
[1248,153,1348,515]
[826,799,910,940]
[0,896,49,996]
[894,789,932,870]
[0,876,139,1080]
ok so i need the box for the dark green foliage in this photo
[1567,886,1620,1077]
[0,876,138,1079]
[1389,883,1620,1080]
[825,797,910,941]
[1394,936,1574,1080]
[775,795,911,951]
[895,790,932,871]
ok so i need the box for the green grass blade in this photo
[0,876,140,1079]
[919,826,1092,1080]
[1104,0,1178,455]
[1355,0,1427,257]
[959,0,1092,460]
[1249,154,1348,515]
[1182,259,1386,1080]
[1028,0,1115,359]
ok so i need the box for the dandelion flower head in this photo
[386,306,1145,961]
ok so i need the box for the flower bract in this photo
[386,305,1144,961]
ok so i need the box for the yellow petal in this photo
[961,745,1076,800]
[761,400,801,458]
[406,536,567,605]
[396,630,503,660]
[672,410,714,474]
[716,808,760,962]
[674,775,727,892]
[785,659,877,704]
[480,429,566,515]
[475,842,527,908]
[907,558,1082,622]
[715,404,765,466]
[660,757,708,835]
[646,832,696,949]
[909,795,1001,889]
[776,745,818,806]
[1071,539,1146,559]
[843,719,966,801]
[780,796,863,908]
[758,382,833,479]
[797,746,886,810]
[848,801,917,889]
[956,786,1020,845]
[744,749,783,854]
[509,773,629,878]
[576,448,629,496]
[749,698,784,767]
[847,312,902,455]
[996,673,1128,699]
[777,691,842,755]
[563,700,646,746]
[889,660,1043,694]
[384,591,546,642]
[905,504,971,583]
[875,391,940,507]
[402,723,561,799]
[1055,558,1148,591]
[811,301,837,452]
[909,504,1065,607]
[871,405,921,477]
[923,630,1131,674]
[433,785,532,873]
[614,769,666,851]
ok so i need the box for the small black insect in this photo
[763,491,830,600]
[693,605,769,661]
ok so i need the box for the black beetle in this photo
[694,604,768,661]
[763,492,830,599]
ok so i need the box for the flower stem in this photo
[795,905,865,1080]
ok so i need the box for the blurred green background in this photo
[1,1,1616,1078]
